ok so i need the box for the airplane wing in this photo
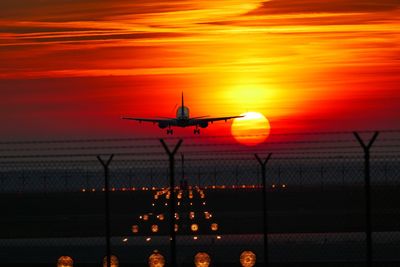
[190,115,244,124]
[191,115,210,119]
[122,117,174,123]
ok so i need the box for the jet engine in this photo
[199,121,208,128]
[158,122,168,129]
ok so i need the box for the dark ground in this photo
[1,186,399,237]
[0,186,399,266]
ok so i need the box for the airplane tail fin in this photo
[181,92,184,117]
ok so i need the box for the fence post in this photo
[181,153,185,182]
[320,166,325,192]
[255,153,273,266]
[277,165,281,186]
[64,170,68,192]
[214,166,217,187]
[197,167,201,187]
[235,166,239,187]
[341,160,346,188]
[21,172,26,193]
[150,169,154,188]
[160,139,183,267]
[354,131,379,267]
[97,154,114,267]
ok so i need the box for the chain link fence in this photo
[0,131,399,266]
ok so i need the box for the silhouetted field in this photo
[1,186,399,266]
[1,186,399,237]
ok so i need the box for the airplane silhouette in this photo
[122,93,243,134]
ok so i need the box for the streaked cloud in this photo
[0,0,399,138]
[249,0,400,14]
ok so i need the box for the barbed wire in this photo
[0,151,400,163]
[0,139,399,153]
[0,129,398,145]
[1,143,399,158]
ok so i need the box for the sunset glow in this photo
[0,0,399,139]
[231,112,270,146]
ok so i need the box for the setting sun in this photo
[231,112,271,146]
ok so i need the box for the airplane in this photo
[122,93,243,134]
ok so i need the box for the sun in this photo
[231,112,270,146]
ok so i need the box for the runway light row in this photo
[123,235,223,243]
[132,222,218,233]
[58,250,256,267]
[79,184,288,193]
[138,211,212,222]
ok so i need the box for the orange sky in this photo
[0,0,399,139]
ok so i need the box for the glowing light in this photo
[57,256,73,267]
[151,224,159,233]
[191,224,199,232]
[231,112,270,146]
[240,251,257,267]
[194,252,211,267]
[102,255,119,267]
[149,250,165,267]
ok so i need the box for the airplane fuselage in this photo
[176,118,190,127]
[176,106,189,119]
[175,106,192,127]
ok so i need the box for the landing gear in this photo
[166,129,173,135]
[194,128,200,134]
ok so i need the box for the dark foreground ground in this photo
[1,186,399,236]
[0,186,399,265]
